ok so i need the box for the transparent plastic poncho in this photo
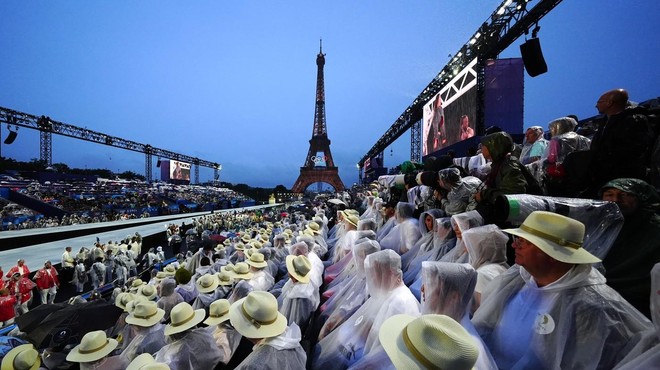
[439,210,484,264]
[400,209,445,272]
[402,215,453,286]
[235,324,307,370]
[462,224,510,296]
[420,261,497,370]
[155,327,223,370]
[312,250,419,369]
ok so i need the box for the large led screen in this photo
[170,160,191,181]
[422,58,478,156]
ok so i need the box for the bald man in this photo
[588,88,652,192]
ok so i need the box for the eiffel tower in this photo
[292,41,345,193]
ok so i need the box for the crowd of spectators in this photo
[0,178,254,231]
[1,87,658,369]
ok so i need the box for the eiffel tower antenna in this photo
[292,42,345,193]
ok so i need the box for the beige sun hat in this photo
[223,239,232,246]
[163,265,177,276]
[240,235,251,244]
[305,221,321,235]
[285,255,311,284]
[380,314,479,370]
[232,263,254,280]
[221,264,236,278]
[137,284,158,301]
[235,242,246,251]
[1,343,41,370]
[229,291,287,339]
[66,330,119,363]
[154,271,168,284]
[126,353,171,370]
[204,299,231,326]
[196,274,219,294]
[344,214,359,228]
[246,252,268,269]
[129,279,146,292]
[115,292,135,310]
[125,301,165,327]
[503,211,600,264]
[164,302,206,336]
[125,295,147,314]
[217,271,234,286]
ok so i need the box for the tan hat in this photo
[232,262,254,280]
[285,255,311,284]
[235,242,246,251]
[380,314,478,370]
[66,330,119,363]
[503,211,600,264]
[229,291,287,339]
[125,295,147,314]
[196,274,219,294]
[223,239,231,246]
[137,284,158,301]
[164,302,206,336]
[163,265,177,276]
[125,301,165,327]
[126,353,171,370]
[204,299,231,326]
[306,221,321,235]
[115,292,135,310]
[240,235,251,244]
[1,344,40,370]
[217,271,233,286]
[129,279,146,292]
[246,252,268,269]
[344,214,359,228]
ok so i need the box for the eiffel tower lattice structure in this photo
[292,42,345,193]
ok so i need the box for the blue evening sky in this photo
[1,1,658,188]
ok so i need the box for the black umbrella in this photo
[25,300,123,349]
[15,303,68,333]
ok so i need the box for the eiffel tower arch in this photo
[292,41,345,193]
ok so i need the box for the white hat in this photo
[196,274,219,294]
[125,301,165,327]
[137,284,158,301]
[245,252,268,269]
[204,299,231,326]
[229,291,287,339]
[503,211,600,264]
[126,353,170,370]
[66,330,119,363]
[1,344,40,370]
[232,263,254,280]
[164,302,206,336]
[380,314,478,370]
[285,255,311,284]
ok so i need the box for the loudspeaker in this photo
[156,160,161,168]
[520,38,548,77]
[4,130,17,144]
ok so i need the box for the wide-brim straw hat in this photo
[380,314,479,370]
[127,353,171,370]
[196,274,219,293]
[285,255,311,284]
[137,284,158,301]
[217,271,234,286]
[229,291,287,339]
[204,299,231,326]
[163,265,177,276]
[345,214,359,228]
[234,242,246,251]
[305,221,321,235]
[125,301,165,327]
[232,262,254,280]
[129,279,146,292]
[1,344,41,370]
[503,211,600,264]
[115,292,135,310]
[66,330,119,363]
[164,302,206,336]
[246,252,268,269]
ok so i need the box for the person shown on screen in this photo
[172,161,182,180]
[460,115,475,141]
[425,96,447,155]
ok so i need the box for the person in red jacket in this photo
[5,259,30,278]
[34,260,60,305]
[0,288,17,327]
[7,273,35,315]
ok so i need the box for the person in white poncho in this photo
[278,254,318,332]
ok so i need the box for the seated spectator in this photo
[204,299,240,366]
[121,301,167,362]
[599,178,660,318]
[66,330,128,370]
[126,353,171,370]
[192,274,220,310]
[520,126,548,165]
[1,343,42,369]
[174,268,198,304]
[542,117,591,196]
[157,278,184,322]
[436,168,482,215]
[229,291,307,370]
[473,211,651,369]
[246,252,274,291]
[278,255,317,331]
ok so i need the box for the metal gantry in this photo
[358,0,564,167]
[0,107,221,183]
